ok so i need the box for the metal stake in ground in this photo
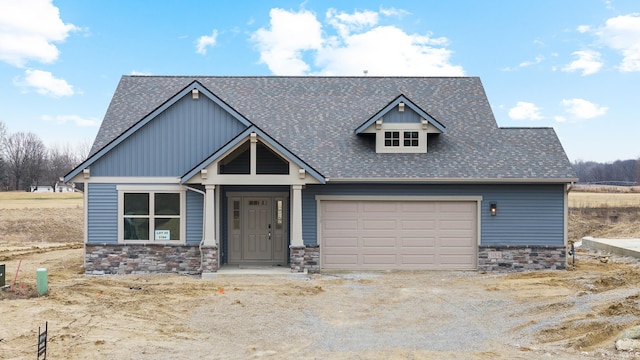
[37,321,47,360]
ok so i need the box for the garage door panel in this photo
[400,237,436,247]
[401,220,436,229]
[323,236,358,247]
[362,255,397,264]
[401,202,437,212]
[324,254,359,265]
[362,219,397,230]
[362,237,396,247]
[400,255,437,264]
[321,200,477,270]
[362,202,397,212]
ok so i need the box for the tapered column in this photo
[203,185,216,246]
[291,185,303,246]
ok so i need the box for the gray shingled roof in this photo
[90,76,577,181]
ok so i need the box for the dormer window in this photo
[384,131,400,147]
[384,131,419,148]
[404,131,419,147]
[354,94,446,154]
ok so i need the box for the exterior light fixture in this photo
[399,102,405,112]
[490,203,497,216]
[192,89,199,100]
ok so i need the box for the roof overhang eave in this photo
[325,177,579,184]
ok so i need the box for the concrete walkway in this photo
[581,236,640,258]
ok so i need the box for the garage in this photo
[320,200,477,270]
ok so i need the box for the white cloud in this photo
[598,14,640,72]
[0,0,78,67]
[562,50,603,75]
[379,7,410,17]
[577,25,590,33]
[251,8,323,75]
[17,69,74,97]
[41,114,99,127]
[518,55,544,68]
[508,101,543,121]
[130,70,152,76]
[251,7,463,76]
[195,30,218,55]
[560,98,607,121]
[326,8,378,38]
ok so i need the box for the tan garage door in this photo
[321,200,477,270]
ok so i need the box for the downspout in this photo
[185,185,207,273]
[564,181,574,248]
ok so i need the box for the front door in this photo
[243,198,272,260]
[227,194,288,265]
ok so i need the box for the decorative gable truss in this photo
[182,126,325,185]
[355,95,445,154]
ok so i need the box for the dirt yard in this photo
[1,192,640,359]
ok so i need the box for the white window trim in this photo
[375,123,427,153]
[117,185,186,244]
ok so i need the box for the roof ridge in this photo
[124,75,479,79]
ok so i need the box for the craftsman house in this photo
[64,76,577,274]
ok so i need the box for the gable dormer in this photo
[355,95,445,154]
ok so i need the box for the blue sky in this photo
[1,0,639,162]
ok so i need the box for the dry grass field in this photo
[1,190,640,359]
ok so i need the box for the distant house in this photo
[65,76,577,275]
[30,182,75,193]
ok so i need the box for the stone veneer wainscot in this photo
[85,244,218,275]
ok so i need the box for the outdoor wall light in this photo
[399,102,405,112]
[192,88,199,100]
[490,203,497,216]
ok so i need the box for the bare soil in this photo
[1,192,640,359]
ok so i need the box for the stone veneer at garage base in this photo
[84,244,566,275]
[478,245,567,272]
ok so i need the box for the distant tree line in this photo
[573,159,640,185]
[0,121,90,191]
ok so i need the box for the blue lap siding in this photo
[87,183,205,245]
[302,183,565,247]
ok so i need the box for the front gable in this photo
[355,95,445,154]
[65,82,251,181]
[182,126,325,185]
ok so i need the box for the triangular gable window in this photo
[219,140,289,175]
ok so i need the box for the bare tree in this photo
[0,121,6,190]
[75,139,93,163]
[44,143,80,188]
[3,132,46,190]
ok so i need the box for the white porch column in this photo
[291,185,303,246]
[203,185,217,246]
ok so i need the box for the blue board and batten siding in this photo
[383,106,421,123]
[87,183,205,245]
[302,183,566,247]
[89,94,247,177]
